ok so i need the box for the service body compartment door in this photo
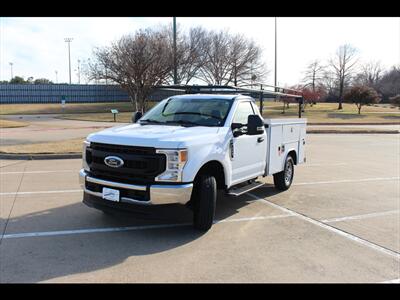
[283,124,300,143]
[265,118,307,175]
[266,124,284,175]
[297,123,307,164]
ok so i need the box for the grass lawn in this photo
[259,102,400,123]
[1,101,399,124]
[57,102,400,124]
[0,102,139,115]
[0,119,29,128]
[59,112,133,123]
[0,138,83,154]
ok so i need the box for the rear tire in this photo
[192,174,217,231]
[273,156,294,191]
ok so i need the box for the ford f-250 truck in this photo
[79,94,306,231]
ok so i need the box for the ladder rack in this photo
[155,83,305,118]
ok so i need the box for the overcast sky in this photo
[1,17,399,86]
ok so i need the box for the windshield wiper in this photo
[165,120,200,127]
[171,112,223,120]
[139,119,164,124]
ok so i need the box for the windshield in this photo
[140,97,233,127]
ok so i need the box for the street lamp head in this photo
[64,38,73,42]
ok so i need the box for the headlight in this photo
[155,149,188,182]
[82,140,91,171]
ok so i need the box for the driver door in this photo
[230,101,267,185]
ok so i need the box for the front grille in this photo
[87,142,166,184]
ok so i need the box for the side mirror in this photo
[247,115,264,135]
[132,111,143,123]
[231,123,245,137]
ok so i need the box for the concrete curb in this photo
[0,153,82,160]
[307,130,399,134]
[308,122,400,125]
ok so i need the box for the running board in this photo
[227,181,265,196]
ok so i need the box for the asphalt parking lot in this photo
[0,134,399,283]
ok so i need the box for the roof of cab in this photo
[169,94,248,101]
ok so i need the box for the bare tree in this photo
[227,34,268,86]
[377,65,400,100]
[344,85,381,114]
[198,30,232,85]
[87,28,172,112]
[180,27,209,84]
[329,44,358,109]
[163,25,208,85]
[197,30,267,86]
[353,61,383,88]
[302,60,325,93]
[389,94,400,109]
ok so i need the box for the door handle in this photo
[257,137,264,143]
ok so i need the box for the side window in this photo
[232,102,255,125]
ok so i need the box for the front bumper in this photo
[79,169,193,205]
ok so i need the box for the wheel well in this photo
[288,150,297,165]
[195,161,226,190]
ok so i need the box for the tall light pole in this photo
[173,17,177,85]
[64,38,73,84]
[9,62,13,80]
[77,59,81,84]
[274,17,277,92]
[55,70,58,83]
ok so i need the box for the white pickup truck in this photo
[79,94,306,230]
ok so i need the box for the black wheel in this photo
[273,156,294,191]
[192,174,217,231]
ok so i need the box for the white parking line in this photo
[1,214,294,239]
[294,177,400,186]
[0,189,82,196]
[1,223,191,239]
[246,193,400,261]
[321,210,400,223]
[2,176,399,197]
[300,163,348,167]
[380,278,400,283]
[1,170,76,175]
[216,214,293,223]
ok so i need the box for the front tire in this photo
[192,174,217,231]
[273,156,294,191]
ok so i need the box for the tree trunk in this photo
[338,79,344,110]
[358,104,361,114]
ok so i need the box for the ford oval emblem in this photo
[104,156,124,168]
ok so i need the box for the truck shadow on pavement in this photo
[0,186,283,283]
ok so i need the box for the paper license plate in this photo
[102,187,120,202]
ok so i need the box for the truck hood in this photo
[87,123,221,148]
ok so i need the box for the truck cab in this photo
[79,94,306,231]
